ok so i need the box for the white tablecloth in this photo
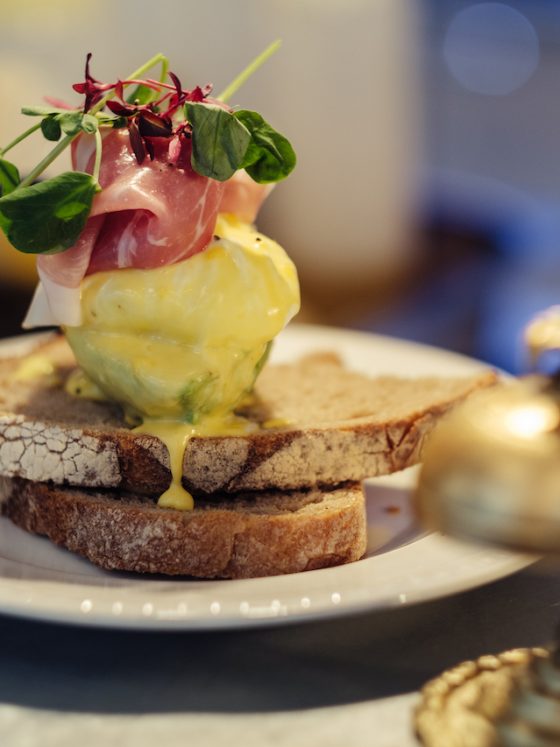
[0,695,419,747]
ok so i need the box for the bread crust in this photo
[0,478,366,578]
[0,335,498,496]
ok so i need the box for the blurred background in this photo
[1,0,559,372]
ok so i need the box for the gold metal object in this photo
[414,307,560,746]
[525,306,560,370]
[416,375,560,554]
[415,649,547,747]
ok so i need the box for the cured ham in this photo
[26,134,272,328]
[220,170,273,224]
[37,130,224,289]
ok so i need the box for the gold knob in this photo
[525,306,560,371]
[416,375,560,554]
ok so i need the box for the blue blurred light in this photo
[443,2,540,95]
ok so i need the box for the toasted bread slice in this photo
[0,477,366,578]
[0,335,497,496]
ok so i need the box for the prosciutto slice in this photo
[37,129,224,290]
[25,130,271,328]
[220,169,273,224]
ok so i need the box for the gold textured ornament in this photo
[414,308,560,746]
[415,649,547,747]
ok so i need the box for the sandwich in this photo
[0,50,497,578]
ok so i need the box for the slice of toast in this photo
[0,335,497,496]
[0,477,366,579]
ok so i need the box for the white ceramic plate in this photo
[0,324,533,630]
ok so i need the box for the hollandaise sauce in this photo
[63,215,300,510]
[134,420,196,510]
[13,354,57,383]
[134,415,257,511]
[64,215,299,423]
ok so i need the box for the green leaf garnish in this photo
[126,83,158,107]
[39,112,99,143]
[40,116,62,142]
[0,172,100,254]
[236,110,296,183]
[22,105,72,117]
[81,114,99,134]
[58,111,85,136]
[186,103,295,183]
[186,102,251,182]
[126,56,168,107]
[217,40,281,103]
[0,47,295,257]
[0,158,20,196]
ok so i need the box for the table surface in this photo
[0,558,558,746]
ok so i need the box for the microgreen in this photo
[21,105,72,117]
[237,110,296,183]
[186,103,252,182]
[0,159,20,196]
[186,103,295,183]
[217,39,281,103]
[0,172,100,254]
[72,53,114,112]
[40,116,62,142]
[0,43,294,255]
[126,83,158,107]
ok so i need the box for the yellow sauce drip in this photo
[134,421,196,510]
[135,415,258,511]
[262,417,291,430]
[65,368,107,401]
[13,354,57,383]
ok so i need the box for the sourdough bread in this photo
[0,335,497,496]
[0,477,366,578]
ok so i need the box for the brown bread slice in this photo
[0,335,497,496]
[0,477,366,578]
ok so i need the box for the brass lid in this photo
[416,376,560,554]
